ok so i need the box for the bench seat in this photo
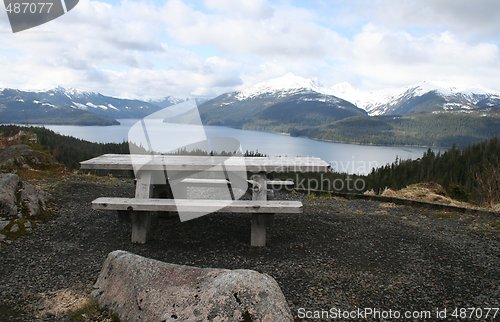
[93,197,302,246]
[92,197,302,214]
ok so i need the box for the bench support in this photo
[250,174,272,247]
[131,172,153,244]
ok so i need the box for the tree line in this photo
[365,137,499,205]
[0,125,265,170]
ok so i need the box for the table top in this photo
[80,154,330,173]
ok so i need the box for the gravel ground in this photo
[0,176,499,321]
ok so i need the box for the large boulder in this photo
[92,251,293,322]
[0,173,49,219]
[0,173,20,217]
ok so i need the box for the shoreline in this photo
[239,125,446,150]
[2,121,443,150]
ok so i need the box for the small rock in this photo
[0,220,9,231]
[10,223,19,233]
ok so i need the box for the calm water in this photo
[34,119,433,175]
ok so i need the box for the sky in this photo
[0,0,499,99]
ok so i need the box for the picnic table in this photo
[80,154,330,246]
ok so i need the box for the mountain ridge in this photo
[197,76,367,130]
[0,87,186,125]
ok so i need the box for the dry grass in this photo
[33,289,88,319]
[381,183,475,209]
[32,289,119,322]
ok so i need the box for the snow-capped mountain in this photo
[0,87,178,125]
[329,82,403,115]
[235,73,324,100]
[40,87,163,117]
[330,82,500,116]
[196,74,367,129]
[369,84,500,115]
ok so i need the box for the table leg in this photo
[131,172,153,244]
[251,174,272,247]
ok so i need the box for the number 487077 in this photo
[5,2,54,14]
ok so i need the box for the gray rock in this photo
[0,173,20,217]
[10,223,19,233]
[0,173,49,218]
[92,250,293,322]
[0,233,5,241]
[0,220,9,231]
[20,181,49,217]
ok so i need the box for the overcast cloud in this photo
[0,0,498,98]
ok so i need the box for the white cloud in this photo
[348,24,500,90]
[371,0,500,42]
[163,0,345,59]
[0,0,498,99]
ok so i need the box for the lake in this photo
[35,119,434,175]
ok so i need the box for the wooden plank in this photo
[251,174,268,247]
[80,154,330,173]
[176,178,230,187]
[130,172,153,244]
[251,174,267,201]
[92,198,303,214]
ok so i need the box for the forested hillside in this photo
[290,112,500,147]
[366,137,499,205]
[0,125,133,169]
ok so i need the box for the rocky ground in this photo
[0,175,499,321]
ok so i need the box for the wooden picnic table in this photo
[81,154,330,246]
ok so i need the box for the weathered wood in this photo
[267,180,294,186]
[130,172,153,244]
[80,154,330,173]
[251,174,267,201]
[92,198,303,214]
[177,178,230,187]
[251,174,269,247]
